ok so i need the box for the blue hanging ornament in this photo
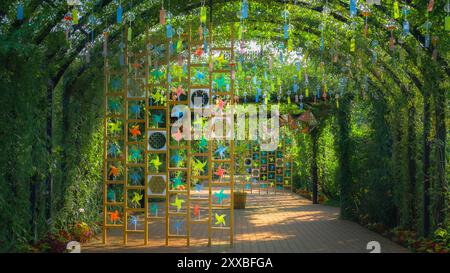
[241,0,248,19]
[350,0,357,17]
[203,40,208,53]
[372,50,377,64]
[17,2,24,21]
[283,23,289,40]
[119,53,125,66]
[117,5,123,24]
[320,36,324,52]
[166,24,173,38]
[293,82,299,94]
[425,34,430,48]
[403,20,410,35]
[255,88,261,103]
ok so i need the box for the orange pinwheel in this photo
[108,210,120,223]
[194,47,203,57]
[193,204,200,217]
[129,125,141,138]
[109,165,119,177]
[214,166,226,178]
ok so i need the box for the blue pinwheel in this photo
[129,103,141,118]
[129,215,138,230]
[195,70,205,81]
[108,98,121,113]
[214,188,229,204]
[214,145,228,159]
[174,219,183,235]
[129,171,142,185]
[108,143,119,157]
[170,152,183,167]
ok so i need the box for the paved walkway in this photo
[83,192,408,253]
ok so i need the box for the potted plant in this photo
[234,191,247,209]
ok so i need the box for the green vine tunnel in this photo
[3,0,448,100]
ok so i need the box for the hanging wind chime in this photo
[17,1,24,21]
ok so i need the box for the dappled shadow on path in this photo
[83,193,407,253]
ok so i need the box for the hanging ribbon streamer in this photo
[350,37,355,52]
[241,0,248,19]
[431,36,438,61]
[128,26,132,42]
[427,0,434,12]
[88,15,96,43]
[350,0,357,17]
[103,32,109,57]
[200,5,207,23]
[166,23,173,38]
[393,1,400,19]
[17,2,24,21]
[402,5,411,36]
[160,8,166,24]
[283,23,289,40]
[72,8,79,25]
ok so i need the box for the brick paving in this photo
[83,192,408,253]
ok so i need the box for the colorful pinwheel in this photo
[129,215,138,230]
[129,147,142,161]
[150,155,163,171]
[214,213,226,226]
[109,210,120,224]
[131,192,143,208]
[214,188,229,204]
[129,103,141,118]
[192,159,207,174]
[129,171,142,185]
[172,175,183,190]
[149,113,162,128]
[151,203,159,217]
[193,204,200,219]
[214,145,228,159]
[214,166,226,179]
[194,183,203,192]
[109,165,119,178]
[171,196,185,212]
[107,143,119,157]
[129,125,141,139]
